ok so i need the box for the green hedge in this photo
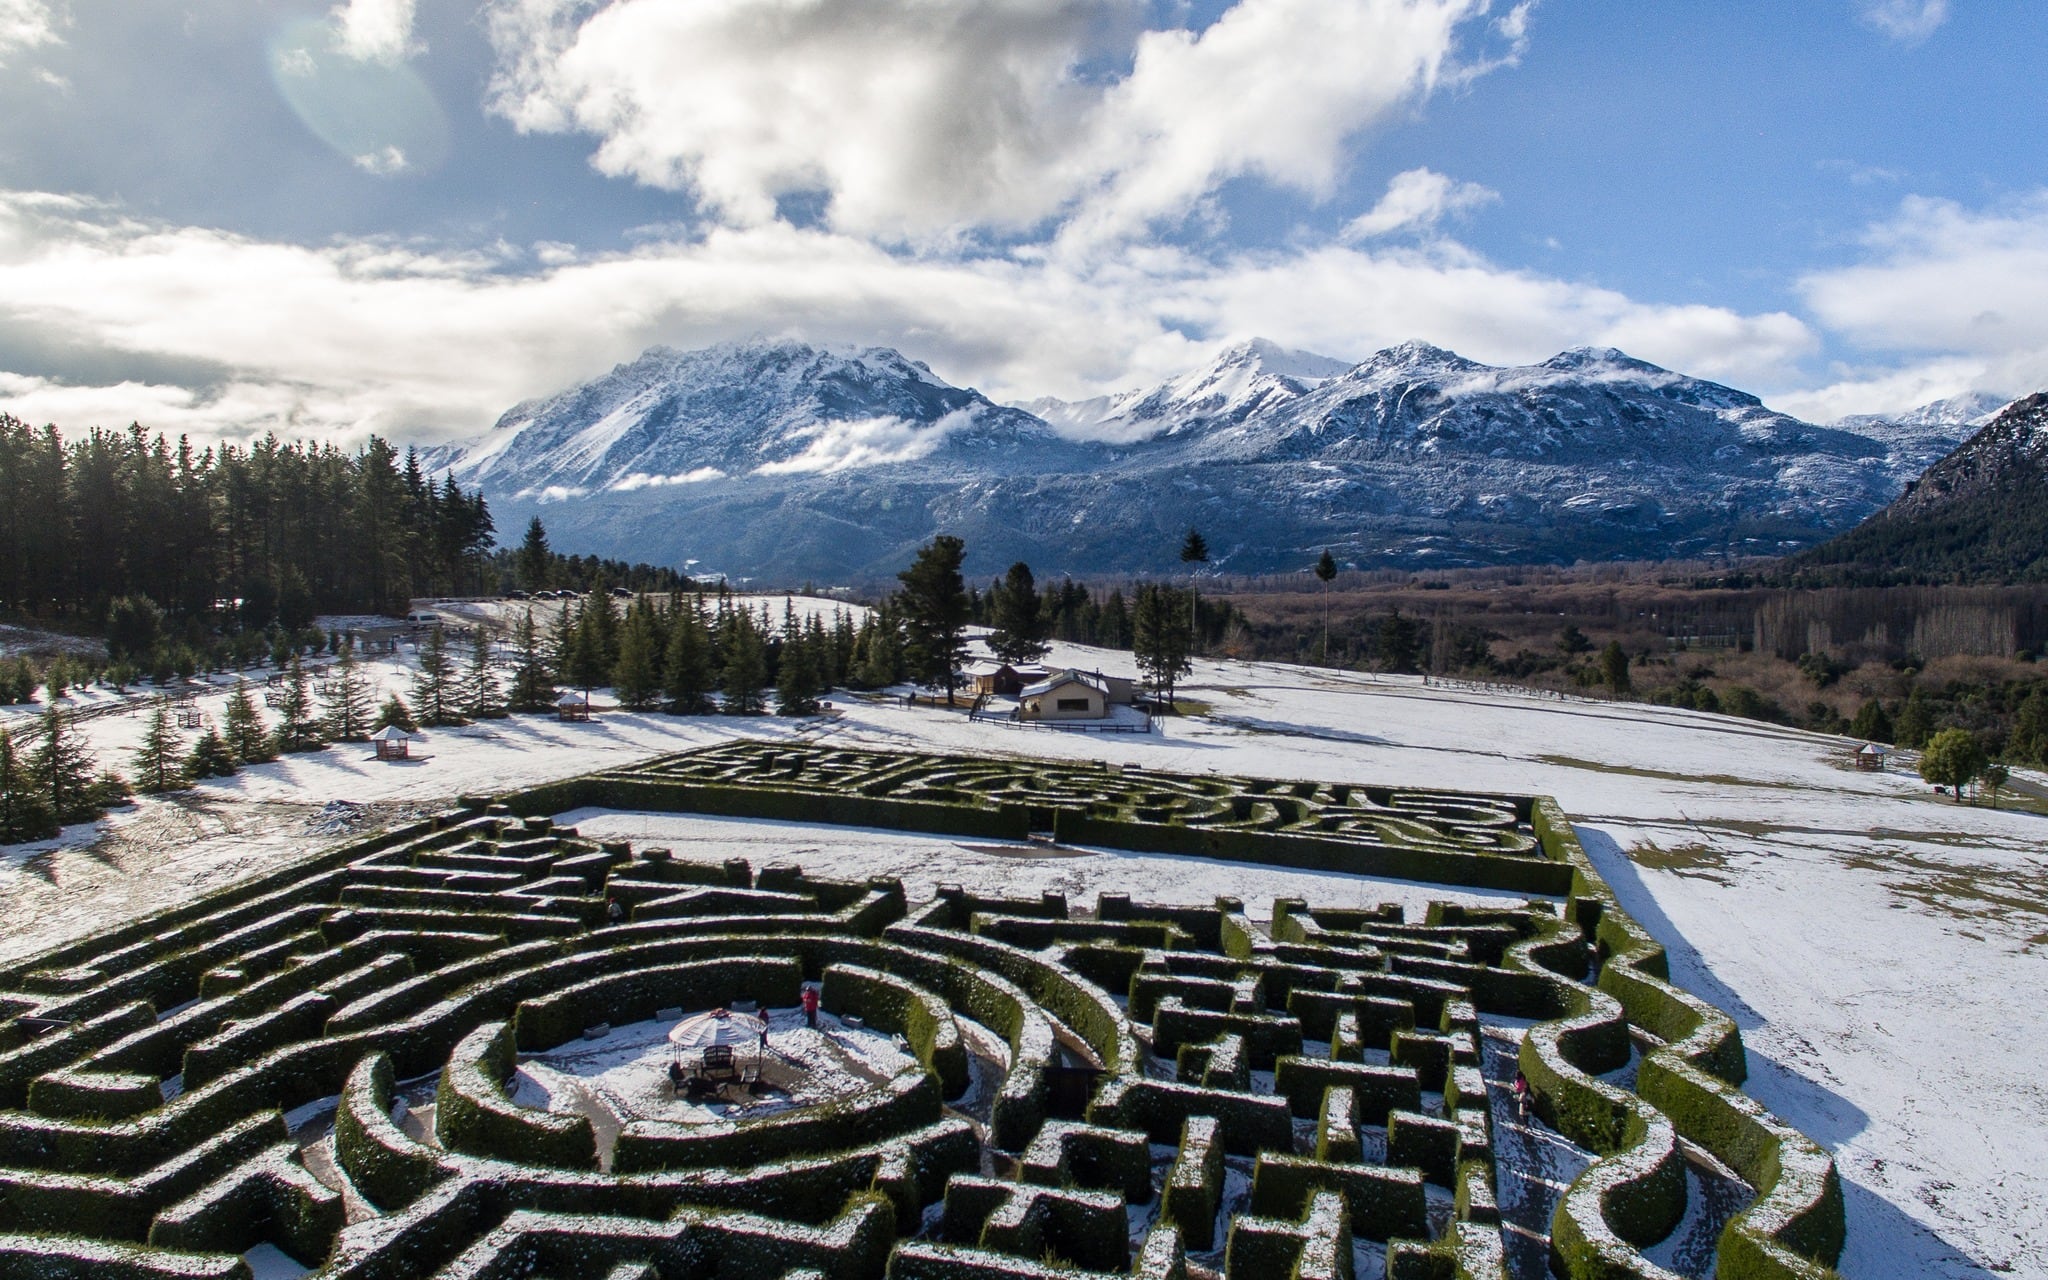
[331,1052,451,1212]
[822,964,968,1099]
[146,1140,344,1267]
[1161,1115,1224,1251]
[433,1020,597,1169]
[1250,1153,1428,1243]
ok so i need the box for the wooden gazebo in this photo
[370,725,414,760]
[557,692,593,723]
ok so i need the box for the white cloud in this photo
[0,190,1837,449]
[755,409,978,474]
[330,0,419,64]
[611,467,725,490]
[1341,168,1497,240]
[1798,192,2048,410]
[352,146,410,175]
[0,0,59,63]
[481,0,1500,244]
[1856,0,1948,44]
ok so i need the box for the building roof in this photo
[1858,742,1887,754]
[1020,669,1108,699]
[557,692,589,706]
[369,725,412,740]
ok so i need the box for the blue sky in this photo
[0,0,2041,446]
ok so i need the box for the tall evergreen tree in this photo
[988,561,1050,663]
[613,598,664,710]
[132,705,186,793]
[1131,584,1193,708]
[223,683,274,763]
[410,625,461,727]
[274,655,323,752]
[1314,549,1337,662]
[517,516,552,590]
[30,706,100,824]
[664,596,715,713]
[776,625,823,716]
[508,608,555,712]
[1098,589,1131,649]
[1894,687,1936,749]
[720,607,768,714]
[1850,699,1895,744]
[0,727,57,843]
[463,628,505,719]
[322,645,374,741]
[896,535,972,705]
[547,601,579,678]
[1600,641,1632,697]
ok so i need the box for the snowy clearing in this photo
[0,627,2040,1277]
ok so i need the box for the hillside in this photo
[434,338,1959,582]
[1793,392,2048,583]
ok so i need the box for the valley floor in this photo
[2,615,2041,1278]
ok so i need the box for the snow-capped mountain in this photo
[1018,338,1352,443]
[435,337,1969,581]
[1833,390,2007,476]
[452,340,1066,499]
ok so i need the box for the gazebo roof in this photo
[557,692,589,706]
[369,725,413,741]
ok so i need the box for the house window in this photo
[1056,697,1091,712]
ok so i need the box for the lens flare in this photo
[267,16,449,176]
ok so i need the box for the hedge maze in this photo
[0,742,1844,1280]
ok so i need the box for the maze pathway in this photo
[0,741,1842,1280]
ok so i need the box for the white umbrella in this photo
[666,1009,767,1053]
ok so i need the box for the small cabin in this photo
[968,663,1025,698]
[370,725,413,760]
[1018,670,1110,721]
[1853,743,1888,772]
[557,692,593,722]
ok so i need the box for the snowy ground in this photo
[0,620,2041,1277]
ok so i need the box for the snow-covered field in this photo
[1,615,2041,1277]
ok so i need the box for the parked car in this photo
[405,610,440,626]
[507,589,529,600]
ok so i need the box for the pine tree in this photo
[613,598,664,710]
[1131,584,1193,708]
[1850,699,1894,744]
[0,727,57,843]
[777,627,823,716]
[374,694,417,732]
[504,608,552,712]
[663,596,714,714]
[2006,686,2048,765]
[183,727,238,781]
[1894,688,1936,749]
[223,683,274,763]
[547,600,578,677]
[517,516,552,590]
[1600,641,1632,697]
[1314,549,1337,662]
[462,628,505,719]
[274,656,322,752]
[132,705,186,793]
[988,561,1050,663]
[721,607,767,714]
[896,535,971,705]
[29,705,100,825]
[1098,589,1130,649]
[323,645,375,741]
[566,600,611,690]
[411,625,461,727]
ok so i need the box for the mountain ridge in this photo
[435,336,1977,581]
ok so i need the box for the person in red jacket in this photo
[800,983,820,1029]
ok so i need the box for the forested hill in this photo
[1791,392,2048,584]
[0,416,493,625]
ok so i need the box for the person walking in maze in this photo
[801,983,820,1028]
[1513,1070,1530,1120]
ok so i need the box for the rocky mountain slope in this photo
[1794,393,2048,582]
[436,337,1968,582]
